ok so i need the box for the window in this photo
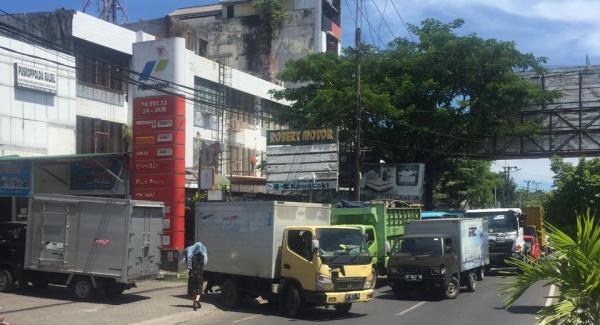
[226,5,234,18]
[75,41,128,94]
[197,39,208,57]
[365,228,376,247]
[288,230,313,261]
[444,238,455,255]
[76,116,124,154]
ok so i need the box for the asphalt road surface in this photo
[0,274,551,325]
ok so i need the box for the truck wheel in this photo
[334,303,352,314]
[221,279,240,308]
[443,276,459,299]
[283,284,303,318]
[0,269,15,292]
[466,272,476,292]
[70,277,96,301]
[476,268,485,281]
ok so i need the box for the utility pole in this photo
[352,0,363,201]
[502,166,519,207]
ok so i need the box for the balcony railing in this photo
[77,82,125,106]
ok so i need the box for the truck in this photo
[387,218,489,299]
[522,207,547,254]
[196,201,375,317]
[465,208,525,268]
[331,201,420,283]
[0,194,163,300]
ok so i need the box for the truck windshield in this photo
[465,212,518,233]
[393,238,443,257]
[316,228,371,265]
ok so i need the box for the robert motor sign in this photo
[266,128,339,192]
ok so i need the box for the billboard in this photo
[360,163,425,202]
[70,159,124,192]
[266,128,339,192]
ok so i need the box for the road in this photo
[0,275,550,325]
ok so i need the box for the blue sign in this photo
[0,162,32,197]
[70,159,123,191]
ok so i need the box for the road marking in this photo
[394,301,426,316]
[545,284,556,307]
[83,308,99,312]
[233,315,260,323]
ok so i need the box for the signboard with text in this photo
[14,63,57,94]
[0,162,32,197]
[70,159,124,192]
[132,95,186,250]
[266,128,339,193]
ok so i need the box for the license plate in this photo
[405,274,422,281]
[345,293,360,302]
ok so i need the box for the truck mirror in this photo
[312,239,320,254]
[385,241,391,254]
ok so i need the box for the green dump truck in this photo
[331,201,421,280]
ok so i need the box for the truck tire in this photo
[0,269,15,292]
[334,303,352,314]
[476,268,485,281]
[283,284,303,318]
[70,277,96,301]
[221,279,241,308]
[443,276,459,299]
[466,272,476,292]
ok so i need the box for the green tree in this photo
[502,213,600,324]
[272,18,557,207]
[434,159,503,208]
[545,157,600,235]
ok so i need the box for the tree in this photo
[272,19,557,207]
[502,213,600,324]
[545,157,600,235]
[434,159,503,208]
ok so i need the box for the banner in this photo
[0,162,31,197]
[361,163,425,202]
[70,159,123,191]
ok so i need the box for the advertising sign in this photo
[70,159,123,191]
[266,128,339,193]
[0,162,31,197]
[360,163,425,202]
[14,63,57,94]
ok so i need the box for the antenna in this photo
[82,0,128,24]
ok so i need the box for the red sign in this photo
[94,238,111,246]
[132,95,186,250]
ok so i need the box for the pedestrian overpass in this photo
[468,65,600,159]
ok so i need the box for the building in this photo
[0,10,289,253]
[125,0,342,83]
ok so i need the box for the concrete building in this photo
[0,9,289,251]
[125,0,342,83]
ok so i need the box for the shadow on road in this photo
[171,292,367,322]
[496,305,543,315]
[375,288,443,302]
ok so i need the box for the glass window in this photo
[395,237,443,257]
[288,230,313,261]
[365,228,376,247]
[444,238,455,254]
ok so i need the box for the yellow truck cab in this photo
[196,201,374,318]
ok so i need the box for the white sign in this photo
[14,63,57,94]
[266,129,339,192]
[361,163,425,202]
[132,38,186,98]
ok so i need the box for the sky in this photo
[2,0,598,190]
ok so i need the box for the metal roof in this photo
[466,208,522,214]
[0,152,129,162]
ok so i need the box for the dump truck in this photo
[331,201,420,281]
[387,218,489,299]
[522,207,547,254]
[196,201,375,317]
[0,194,163,300]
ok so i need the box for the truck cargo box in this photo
[404,218,489,272]
[24,194,163,284]
[196,201,330,279]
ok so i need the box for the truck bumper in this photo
[388,275,447,290]
[489,251,523,266]
[304,289,374,305]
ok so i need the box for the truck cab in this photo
[278,226,375,315]
[465,208,524,267]
[387,234,463,299]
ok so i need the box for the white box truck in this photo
[387,218,489,299]
[0,194,163,300]
[196,201,375,317]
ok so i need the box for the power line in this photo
[389,0,416,42]
[368,0,397,41]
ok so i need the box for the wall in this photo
[0,34,77,157]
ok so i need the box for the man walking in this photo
[184,242,208,310]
